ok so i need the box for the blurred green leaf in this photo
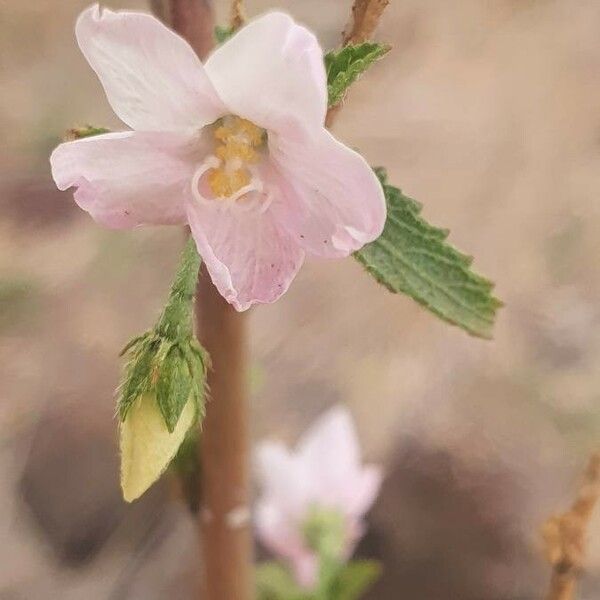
[330,561,381,600]
[256,562,309,600]
[215,25,234,44]
[0,277,40,331]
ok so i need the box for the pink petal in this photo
[255,500,318,590]
[255,499,304,559]
[270,128,386,258]
[290,552,319,590]
[255,442,312,514]
[76,5,223,131]
[297,406,361,480]
[186,200,305,311]
[204,12,327,133]
[50,131,198,228]
[346,465,383,517]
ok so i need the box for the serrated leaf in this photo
[354,169,502,338]
[215,25,234,44]
[256,563,309,600]
[156,345,193,433]
[330,560,381,600]
[325,42,390,107]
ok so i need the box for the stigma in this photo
[206,116,266,198]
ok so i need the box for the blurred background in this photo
[1,0,600,598]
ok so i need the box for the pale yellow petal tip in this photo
[119,393,195,502]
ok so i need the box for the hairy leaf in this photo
[156,345,193,433]
[118,335,160,421]
[325,42,390,107]
[355,169,502,338]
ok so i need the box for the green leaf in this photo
[354,169,502,338]
[325,43,390,107]
[215,25,234,44]
[182,341,209,417]
[330,561,381,600]
[118,334,160,421]
[156,344,193,433]
[256,562,309,600]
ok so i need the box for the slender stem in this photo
[197,269,252,600]
[343,0,390,45]
[230,0,245,31]
[155,237,200,340]
[150,2,253,599]
[153,0,214,57]
[542,452,600,600]
[326,0,390,128]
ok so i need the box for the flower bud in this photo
[120,392,196,502]
[116,238,207,502]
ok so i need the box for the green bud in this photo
[116,238,208,502]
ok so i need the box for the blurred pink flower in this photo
[255,405,383,588]
[50,5,386,310]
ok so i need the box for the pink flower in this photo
[50,5,386,310]
[254,405,383,588]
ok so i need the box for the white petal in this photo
[205,12,327,133]
[76,4,223,131]
[186,199,305,311]
[270,128,386,258]
[51,130,199,228]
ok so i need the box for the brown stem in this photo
[150,2,253,599]
[542,452,600,600]
[153,0,215,58]
[196,268,252,600]
[231,0,246,31]
[326,0,390,128]
[343,0,390,46]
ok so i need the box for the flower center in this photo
[206,116,266,198]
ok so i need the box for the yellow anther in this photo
[215,141,257,163]
[207,167,251,198]
[236,118,264,146]
[206,116,265,198]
